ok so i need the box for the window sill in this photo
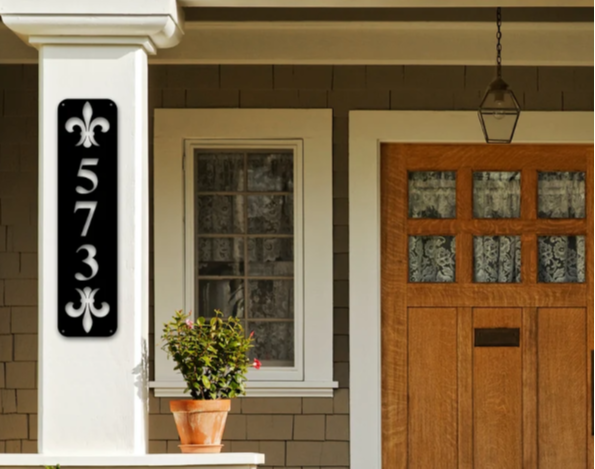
[150,381,339,398]
[0,454,264,468]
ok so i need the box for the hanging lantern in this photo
[478,8,521,144]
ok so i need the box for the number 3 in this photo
[75,245,99,281]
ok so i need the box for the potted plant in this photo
[161,310,260,454]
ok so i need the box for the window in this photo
[186,145,303,380]
[153,109,336,397]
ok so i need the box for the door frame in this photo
[348,110,594,469]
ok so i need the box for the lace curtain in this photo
[409,172,457,219]
[538,172,586,219]
[474,236,522,283]
[195,151,295,364]
[409,236,456,283]
[538,236,586,283]
[473,172,521,219]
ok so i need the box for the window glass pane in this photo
[538,172,586,219]
[474,236,522,283]
[473,171,521,219]
[248,238,294,276]
[538,236,586,283]
[197,195,245,234]
[248,153,294,192]
[408,172,457,219]
[196,153,245,192]
[197,279,245,318]
[195,150,296,370]
[247,195,294,234]
[409,236,456,283]
[198,238,244,276]
[248,321,294,365]
[249,280,294,319]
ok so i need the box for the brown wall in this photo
[0,64,592,467]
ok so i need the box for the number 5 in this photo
[74,201,97,237]
[76,159,99,195]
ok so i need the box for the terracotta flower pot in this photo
[170,399,231,453]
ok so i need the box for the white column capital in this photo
[0,0,184,54]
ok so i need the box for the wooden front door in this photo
[381,144,593,469]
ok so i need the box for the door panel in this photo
[522,308,538,469]
[473,309,523,469]
[538,308,587,468]
[381,144,593,469]
[409,308,458,469]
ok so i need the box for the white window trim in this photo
[348,111,594,469]
[153,109,337,398]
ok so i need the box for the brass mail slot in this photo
[475,328,520,347]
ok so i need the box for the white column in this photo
[38,44,150,455]
[1,4,182,456]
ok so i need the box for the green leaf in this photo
[201,375,211,389]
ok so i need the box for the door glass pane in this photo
[247,195,294,234]
[197,279,245,318]
[409,236,456,283]
[196,153,245,192]
[248,321,294,365]
[196,195,245,234]
[248,238,294,276]
[247,152,294,192]
[473,171,521,219]
[474,236,522,283]
[538,172,586,219]
[409,172,457,219]
[249,280,294,319]
[538,236,586,283]
[198,238,244,276]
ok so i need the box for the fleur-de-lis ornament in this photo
[65,287,110,333]
[65,101,110,148]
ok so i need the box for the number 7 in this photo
[74,201,97,237]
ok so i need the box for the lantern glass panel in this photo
[479,88,521,144]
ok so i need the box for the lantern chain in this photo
[496,7,503,77]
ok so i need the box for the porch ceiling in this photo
[0,19,592,66]
[180,0,592,6]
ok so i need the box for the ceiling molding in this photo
[183,7,594,23]
[0,21,592,66]
[180,0,593,6]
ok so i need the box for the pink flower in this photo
[249,331,255,339]
[252,359,262,370]
[185,319,194,329]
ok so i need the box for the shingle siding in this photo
[0,71,39,451]
[0,64,592,466]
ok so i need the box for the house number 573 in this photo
[58,100,118,337]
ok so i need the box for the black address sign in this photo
[58,100,118,337]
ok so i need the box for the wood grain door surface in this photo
[381,144,593,469]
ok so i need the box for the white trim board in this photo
[153,109,336,398]
[0,21,592,65]
[348,110,594,469]
[151,381,338,398]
